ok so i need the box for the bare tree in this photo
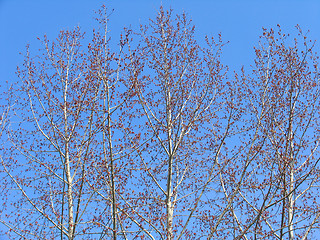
[119,7,245,239]
[231,26,320,240]
[1,6,320,240]
[1,25,107,239]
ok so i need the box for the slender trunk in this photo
[280,173,286,239]
[101,15,117,239]
[166,155,173,240]
[161,20,174,239]
[64,78,74,240]
[288,163,294,240]
[65,142,74,240]
[288,109,294,240]
[287,80,295,240]
[166,97,174,239]
[108,112,117,240]
[103,82,117,239]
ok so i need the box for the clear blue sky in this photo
[1,0,320,89]
[0,0,320,237]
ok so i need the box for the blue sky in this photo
[0,0,320,238]
[1,0,320,90]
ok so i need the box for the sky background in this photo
[0,0,320,237]
[0,0,320,91]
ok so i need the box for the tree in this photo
[1,26,104,239]
[230,26,320,239]
[120,7,238,239]
[1,5,320,240]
